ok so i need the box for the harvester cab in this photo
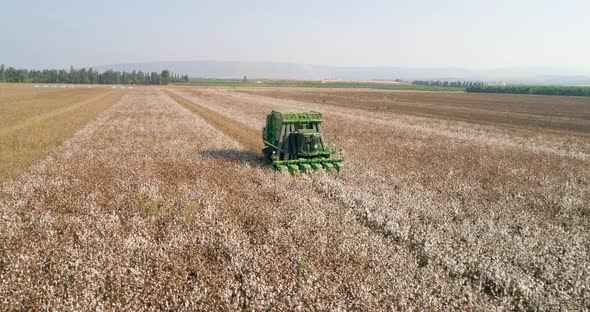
[262,110,343,174]
[295,129,323,156]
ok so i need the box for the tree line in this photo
[465,85,590,97]
[412,80,485,88]
[0,65,189,85]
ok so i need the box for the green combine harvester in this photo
[262,110,343,174]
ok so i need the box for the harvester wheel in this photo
[262,147,274,161]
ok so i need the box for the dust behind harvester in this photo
[262,110,343,175]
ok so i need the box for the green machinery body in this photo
[262,110,343,174]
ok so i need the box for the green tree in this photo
[79,68,89,84]
[6,67,18,82]
[136,70,145,85]
[130,70,137,84]
[0,65,187,86]
[86,68,94,84]
[0,65,5,82]
[18,69,28,82]
[150,72,160,85]
[161,70,170,85]
[48,69,58,83]
[58,70,68,83]
[68,65,79,83]
[121,71,129,84]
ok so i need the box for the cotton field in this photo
[1,86,588,310]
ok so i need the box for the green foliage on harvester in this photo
[262,110,343,175]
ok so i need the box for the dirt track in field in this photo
[1,87,589,310]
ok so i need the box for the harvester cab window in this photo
[310,136,320,152]
[299,134,319,153]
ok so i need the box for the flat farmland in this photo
[241,88,590,134]
[0,84,123,182]
[1,86,588,310]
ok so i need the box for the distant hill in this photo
[95,60,590,85]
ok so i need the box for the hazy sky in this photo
[1,0,589,71]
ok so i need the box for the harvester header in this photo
[262,110,343,174]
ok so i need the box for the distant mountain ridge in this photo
[95,60,590,85]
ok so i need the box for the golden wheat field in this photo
[1,84,589,310]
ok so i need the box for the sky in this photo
[1,0,589,72]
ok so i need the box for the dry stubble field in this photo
[0,84,123,183]
[0,85,589,310]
